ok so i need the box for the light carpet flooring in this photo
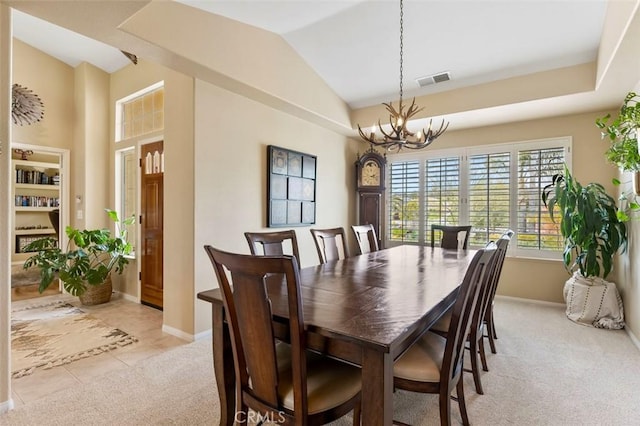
[2,297,639,425]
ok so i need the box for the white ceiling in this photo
[11,0,609,111]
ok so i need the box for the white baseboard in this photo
[0,398,14,413]
[161,324,194,342]
[626,327,640,352]
[495,294,565,308]
[194,329,212,341]
[113,291,139,303]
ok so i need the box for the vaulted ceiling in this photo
[6,0,640,133]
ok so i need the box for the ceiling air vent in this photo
[416,71,451,87]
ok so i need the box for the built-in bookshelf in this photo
[11,155,62,263]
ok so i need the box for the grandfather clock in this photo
[355,148,387,247]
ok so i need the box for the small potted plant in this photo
[23,209,135,305]
[542,166,626,329]
[596,92,640,192]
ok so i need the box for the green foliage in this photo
[541,166,628,279]
[23,209,135,296]
[596,92,640,171]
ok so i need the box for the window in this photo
[115,148,137,255]
[516,147,566,251]
[115,81,164,142]
[386,137,570,258]
[114,82,165,258]
[425,157,461,228]
[468,152,510,246]
[389,161,420,242]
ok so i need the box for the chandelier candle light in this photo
[358,0,448,151]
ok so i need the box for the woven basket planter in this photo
[79,276,113,306]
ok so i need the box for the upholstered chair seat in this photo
[430,310,452,334]
[276,344,362,414]
[394,332,446,383]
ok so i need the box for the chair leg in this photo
[485,316,498,354]
[490,312,498,339]
[352,402,361,426]
[237,403,249,425]
[456,378,470,426]
[478,335,489,372]
[440,390,452,426]
[468,337,484,395]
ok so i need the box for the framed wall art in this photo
[267,145,316,227]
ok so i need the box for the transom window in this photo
[115,82,164,142]
[386,137,571,259]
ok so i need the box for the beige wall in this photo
[421,110,619,303]
[73,62,110,230]
[12,39,73,150]
[193,79,359,335]
[110,60,195,335]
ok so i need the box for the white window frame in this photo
[115,80,164,143]
[384,137,572,260]
[115,146,137,258]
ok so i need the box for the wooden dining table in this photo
[197,244,477,426]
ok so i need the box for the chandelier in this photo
[357,0,448,151]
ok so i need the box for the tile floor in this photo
[10,293,189,407]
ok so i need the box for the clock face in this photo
[361,160,381,186]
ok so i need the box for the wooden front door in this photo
[140,141,164,309]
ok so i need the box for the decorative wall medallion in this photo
[12,83,44,126]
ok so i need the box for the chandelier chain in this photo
[356,0,449,151]
[399,0,404,102]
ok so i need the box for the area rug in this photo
[11,301,138,379]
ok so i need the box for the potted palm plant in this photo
[596,92,640,192]
[23,209,135,305]
[542,166,626,328]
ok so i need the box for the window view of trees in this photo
[425,157,460,241]
[468,152,510,246]
[386,139,568,256]
[389,161,420,242]
[517,148,564,251]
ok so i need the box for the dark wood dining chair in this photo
[310,227,349,264]
[430,238,506,395]
[244,230,301,268]
[350,224,379,255]
[483,229,514,354]
[430,224,472,249]
[393,247,496,426]
[203,246,362,425]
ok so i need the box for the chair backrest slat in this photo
[351,224,379,255]
[431,224,472,249]
[310,227,348,264]
[244,230,301,268]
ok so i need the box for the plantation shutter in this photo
[388,160,420,242]
[425,156,461,241]
[517,147,565,251]
[468,152,511,246]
